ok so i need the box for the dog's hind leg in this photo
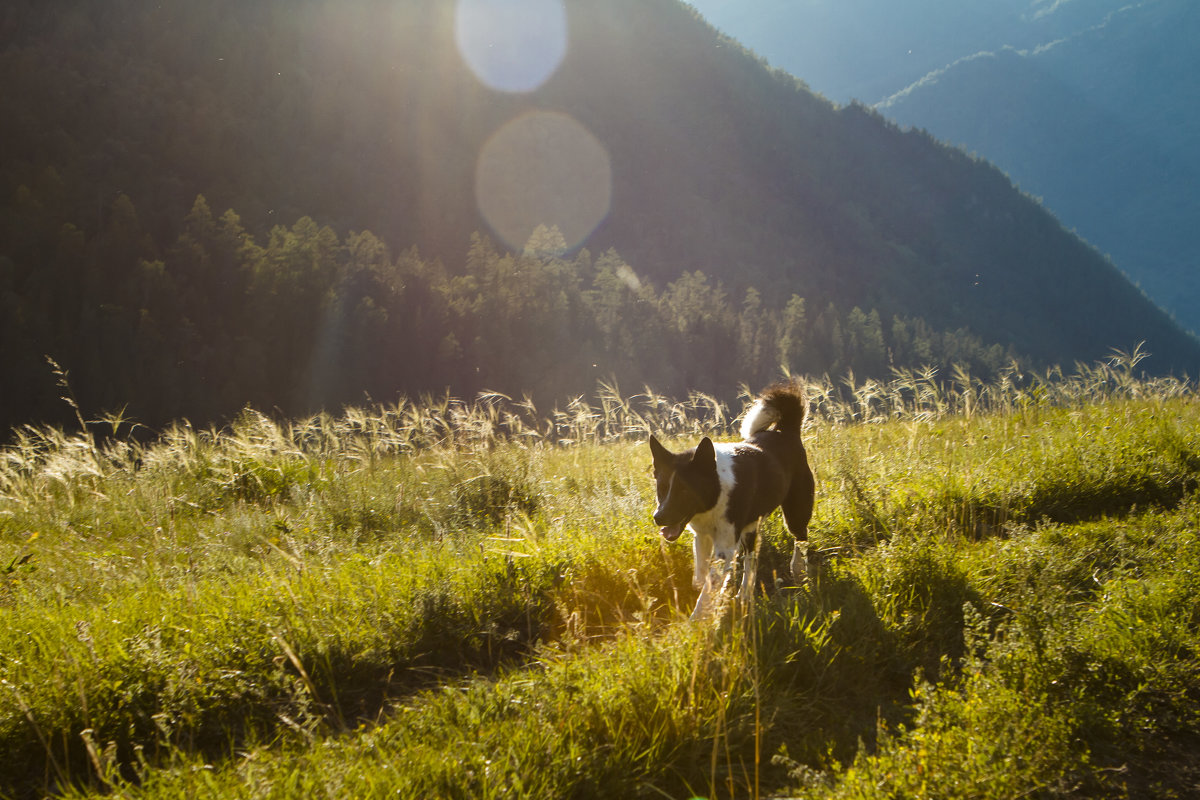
[782,463,816,583]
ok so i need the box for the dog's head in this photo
[648,435,718,542]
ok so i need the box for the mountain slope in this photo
[683,0,1131,104]
[1,0,1197,431]
[879,0,1200,333]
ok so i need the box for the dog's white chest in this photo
[687,442,757,558]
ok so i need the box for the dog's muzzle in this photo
[654,508,689,542]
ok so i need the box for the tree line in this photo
[1,189,1016,435]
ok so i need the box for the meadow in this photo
[2,350,1199,799]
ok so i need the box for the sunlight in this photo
[455,0,568,93]
[475,110,612,254]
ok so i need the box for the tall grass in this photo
[2,350,1199,798]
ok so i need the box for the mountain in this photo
[1,0,1197,432]
[682,0,1131,104]
[878,0,1200,334]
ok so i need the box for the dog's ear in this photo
[649,435,671,466]
[692,436,715,467]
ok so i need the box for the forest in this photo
[1,191,1014,434]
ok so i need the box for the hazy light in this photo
[475,110,612,253]
[616,263,641,291]
[455,0,568,93]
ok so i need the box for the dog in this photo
[649,382,815,619]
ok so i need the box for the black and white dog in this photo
[649,382,815,619]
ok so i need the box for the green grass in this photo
[3,365,1200,798]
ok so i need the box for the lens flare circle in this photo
[455,0,568,93]
[475,110,612,254]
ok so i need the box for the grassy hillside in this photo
[3,356,1200,798]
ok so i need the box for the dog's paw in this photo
[791,542,826,586]
[790,542,808,583]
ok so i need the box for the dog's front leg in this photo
[692,529,741,620]
[690,567,715,621]
[736,525,760,605]
[691,561,733,621]
[689,531,714,619]
[692,531,713,591]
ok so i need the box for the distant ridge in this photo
[879,0,1200,333]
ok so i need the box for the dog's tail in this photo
[740,381,808,439]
